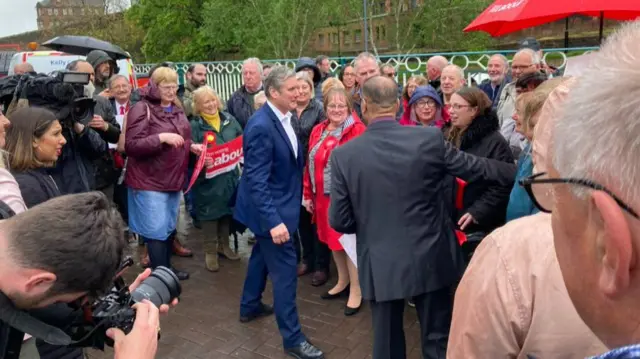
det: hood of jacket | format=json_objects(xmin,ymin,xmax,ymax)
[
  {"xmin": 86, "ymin": 50, "xmax": 115, "ymax": 71},
  {"xmin": 460, "ymin": 109, "xmax": 500, "ymax": 151},
  {"xmin": 295, "ymin": 57, "xmax": 321, "ymax": 84},
  {"xmin": 408, "ymin": 85, "xmax": 443, "ymax": 107}
]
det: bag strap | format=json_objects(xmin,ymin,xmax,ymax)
[{"xmin": 117, "ymin": 103, "xmax": 151, "ymax": 185}]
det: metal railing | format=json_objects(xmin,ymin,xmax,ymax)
[{"xmin": 134, "ymin": 47, "xmax": 598, "ymax": 102}]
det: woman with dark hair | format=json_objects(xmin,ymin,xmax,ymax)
[
  {"xmin": 448, "ymin": 87, "xmax": 514, "ymax": 262},
  {"xmin": 5, "ymin": 107, "xmax": 83, "ymax": 359},
  {"xmin": 338, "ymin": 64, "xmax": 356, "ymax": 93},
  {"xmin": 5, "ymin": 107, "xmax": 67, "ymax": 208}
]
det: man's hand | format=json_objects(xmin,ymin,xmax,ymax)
[
  {"xmin": 205, "ymin": 156, "xmax": 213, "ymax": 168},
  {"xmin": 159, "ymin": 133, "xmax": 184, "ymax": 148},
  {"xmin": 107, "ymin": 300, "xmax": 159, "ymax": 359},
  {"xmin": 98, "ymin": 89, "xmax": 112, "ymax": 98},
  {"xmin": 73, "ymin": 122, "xmax": 85, "ymax": 134},
  {"xmin": 129, "ymin": 268, "xmax": 178, "ymax": 314},
  {"xmin": 458, "ymin": 213, "xmax": 477, "ymax": 231},
  {"xmin": 270, "ymin": 223, "xmax": 290, "ymax": 245},
  {"xmin": 88, "ymin": 115, "xmax": 109, "ymax": 132},
  {"xmin": 302, "ymin": 199, "xmax": 313, "ymax": 214}
]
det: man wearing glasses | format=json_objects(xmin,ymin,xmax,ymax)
[
  {"xmin": 380, "ymin": 64, "xmax": 402, "ymax": 100},
  {"xmin": 525, "ymin": 22, "xmax": 640, "ymax": 358},
  {"xmin": 496, "ymin": 49, "xmax": 543, "ymax": 157}
]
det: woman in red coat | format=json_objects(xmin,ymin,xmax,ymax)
[{"xmin": 303, "ymin": 87, "xmax": 366, "ymax": 316}]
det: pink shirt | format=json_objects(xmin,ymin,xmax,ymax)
[{"xmin": 0, "ymin": 168, "xmax": 26, "ymax": 214}]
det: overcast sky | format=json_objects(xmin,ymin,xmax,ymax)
[
  {"xmin": 0, "ymin": 0, "xmax": 40, "ymax": 38},
  {"xmin": 0, "ymin": 0, "xmax": 132, "ymax": 38}
]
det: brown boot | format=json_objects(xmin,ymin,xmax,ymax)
[
  {"xmin": 205, "ymin": 253, "xmax": 219, "ymax": 272},
  {"xmin": 218, "ymin": 238, "xmax": 240, "ymax": 261},
  {"xmin": 139, "ymin": 245, "xmax": 150, "ymax": 268},
  {"xmin": 204, "ymin": 240, "xmax": 219, "ymax": 272},
  {"xmin": 172, "ymin": 239, "xmax": 193, "ymax": 257}
]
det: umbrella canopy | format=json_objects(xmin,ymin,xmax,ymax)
[
  {"xmin": 42, "ymin": 36, "xmax": 130, "ymax": 60},
  {"xmin": 464, "ymin": 0, "xmax": 640, "ymax": 36}
]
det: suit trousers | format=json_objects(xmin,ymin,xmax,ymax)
[
  {"xmin": 296, "ymin": 206, "xmax": 331, "ymax": 272},
  {"xmin": 370, "ymin": 287, "xmax": 452, "ymax": 359},
  {"xmin": 240, "ymin": 236, "xmax": 305, "ymax": 349}
]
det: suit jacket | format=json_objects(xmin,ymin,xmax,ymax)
[
  {"xmin": 329, "ymin": 119, "xmax": 516, "ymax": 302},
  {"xmin": 234, "ymin": 105, "xmax": 305, "ymax": 238}
]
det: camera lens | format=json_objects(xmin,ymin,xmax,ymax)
[{"xmin": 130, "ymin": 266, "xmax": 181, "ymax": 308}]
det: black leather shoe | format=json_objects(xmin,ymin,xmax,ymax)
[
  {"xmin": 344, "ymin": 302, "xmax": 361, "ymax": 316},
  {"xmin": 171, "ymin": 268, "xmax": 190, "ymax": 281},
  {"xmin": 285, "ymin": 340, "xmax": 324, "ymax": 359},
  {"xmin": 320, "ymin": 285, "xmax": 349, "ymax": 300},
  {"xmin": 239, "ymin": 303, "xmax": 274, "ymax": 323}
]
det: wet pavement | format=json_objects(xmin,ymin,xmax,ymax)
[{"xmin": 87, "ymin": 229, "xmax": 422, "ymax": 359}]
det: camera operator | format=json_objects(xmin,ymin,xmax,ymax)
[
  {"xmin": 65, "ymin": 60, "xmax": 122, "ymax": 197},
  {"xmin": 0, "ymin": 192, "xmax": 173, "ymax": 359}
]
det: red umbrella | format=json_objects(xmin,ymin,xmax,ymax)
[{"xmin": 464, "ymin": 0, "xmax": 640, "ymax": 40}]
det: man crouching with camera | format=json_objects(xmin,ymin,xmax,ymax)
[{"xmin": 0, "ymin": 192, "xmax": 176, "ymax": 359}]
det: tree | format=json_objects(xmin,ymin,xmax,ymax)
[
  {"xmin": 127, "ymin": 0, "xmax": 207, "ymax": 62},
  {"xmin": 199, "ymin": 0, "xmax": 335, "ymax": 59}
]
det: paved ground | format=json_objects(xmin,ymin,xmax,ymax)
[{"xmin": 87, "ymin": 229, "xmax": 422, "ymax": 359}]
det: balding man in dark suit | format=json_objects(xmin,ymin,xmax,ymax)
[{"xmin": 328, "ymin": 76, "xmax": 516, "ymax": 359}]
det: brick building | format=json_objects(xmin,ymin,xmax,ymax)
[{"xmin": 36, "ymin": 0, "xmax": 106, "ymax": 30}]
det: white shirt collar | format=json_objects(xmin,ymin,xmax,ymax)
[{"xmin": 266, "ymin": 100, "xmax": 291, "ymax": 123}]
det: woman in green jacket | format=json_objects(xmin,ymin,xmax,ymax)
[{"xmin": 191, "ymin": 86, "xmax": 243, "ymax": 272}]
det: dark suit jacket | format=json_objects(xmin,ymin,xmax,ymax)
[
  {"xmin": 233, "ymin": 105, "xmax": 305, "ymax": 238},
  {"xmin": 329, "ymin": 119, "xmax": 516, "ymax": 302}
]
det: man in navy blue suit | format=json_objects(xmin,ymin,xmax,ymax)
[{"xmin": 234, "ymin": 66, "xmax": 324, "ymax": 359}]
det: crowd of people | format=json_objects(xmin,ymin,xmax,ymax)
[{"xmin": 1, "ymin": 19, "xmax": 640, "ymax": 359}]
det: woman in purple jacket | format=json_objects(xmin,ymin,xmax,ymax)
[{"xmin": 125, "ymin": 67, "xmax": 203, "ymax": 280}]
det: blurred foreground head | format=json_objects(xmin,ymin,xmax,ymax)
[
  {"xmin": 548, "ymin": 20, "xmax": 640, "ymax": 349},
  {"xmin": 0, "ymin": 192, "xmax": 125, "ymax": 309}
]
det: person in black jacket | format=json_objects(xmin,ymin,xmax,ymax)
[
  {"xmin": 4, "ymin": 107, "xmax": 87, "ymax": 359},
  {"xmin": 0, "ymin": 192, "xmax": 165, "ymax": 359},
  {"xmin": 5, "ymin": 107, "xmax": 65, "ymax": 208},
  {"xmin": 328, "ymin": 76, "xmax": 516, "ymax": 359},
  {"xmin": 447, "ymin": 87, "xmax": 515, "ymax": 262}
]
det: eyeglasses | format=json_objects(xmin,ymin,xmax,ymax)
[
  {"xmin": 416, "ymin": 100, "xmax": 437, "ymax": 109},
  {"xmin": 159, "ymin": 85, "xmax": 178, "ymax": 91},
  {"xmin": 519, "ymin": 172, "xmax": 639, "ymax": 219},
  {"xmin": 327, "ymin": 104, "xmax": 348, "ymax": 110},
  {"xmin": 449, "ymin": 104, "xmax": 471, "ymax": 111}
]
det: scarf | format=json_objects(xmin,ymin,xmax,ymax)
[{"xmin": 202, "ymin": 112, "xmax": 221, "ymax": 132}]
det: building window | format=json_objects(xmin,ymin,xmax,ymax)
[
  {"xmin": 80, "ymin": 8, "xmax": 85, "ymax": 15},
  {"xmin": 343, "ymin": 31, "xmax": 350, "ymax": 44},
  {"xmin": 375, "ymin": 26, "xmax": 380, "ymax": 41},
  {"xmin": 62, "ymin": 8, "xmax": 67, "ymax": 15},
  {"xmin": 38, "ymin": 21, "xmax": 44, "ymax": 28},
  {"xmin": 47, "ymin": 8, "xmax": 53, "ymax": 15},
  {"xmin": 332, "ymin": 32, "xmax": 338, "ymax": 44},
  {"xmin": 68, "ymin": 8, "xmax": 73, "ymax": 15},
  {"xmin": 53, "ymin": 8, "xmax": 58, "ymax": 15},
  {"xmin": 355, "ymin": 29, "xmax": 362, "ymax": 43},
  {"xmin": 318, "ymin": 34, "xmax": 324, "ymax": 45},
  {"xmin": 381, "ymin": 25, "xmax": 387, "ymax": 39}
]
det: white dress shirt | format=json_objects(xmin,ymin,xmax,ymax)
[
  {"xmin": 267, "ymin": 100, "xmax": 298, "ymax": 158},
  {"xmin": 110, "ymin": 101, "xmax": 128, "ymax": 149}
]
